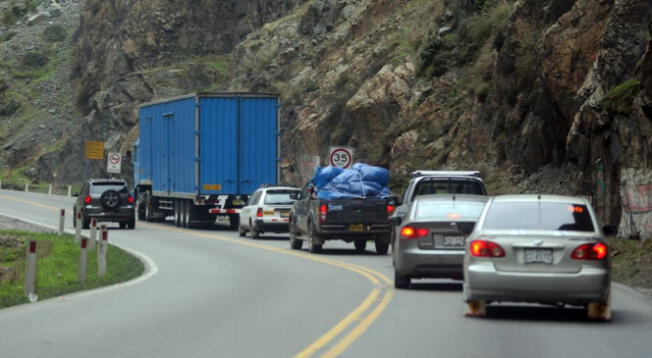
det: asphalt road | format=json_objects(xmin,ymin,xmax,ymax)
[{"xmin": 1, "ymin": 189, "xmax": 651, "ymax": 358}]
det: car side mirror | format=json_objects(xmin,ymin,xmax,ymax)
[
  {"xmin": 602, "ymin": 225, "xmax": 618, "ymax": 237},
  {"xmin": 390, "ymin": 216, "xmax": 402, "ymax": 226}
]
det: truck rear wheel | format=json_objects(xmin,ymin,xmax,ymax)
[
  {"xmin": 374, "ymin": 238, "xmax": 389, "ymax": 255},
  {"xmin": 174, "ymin": 200, "xmax": 181, "ymax": 227},
  {"xmin": 181, "ymin": 200, "xmax": 189, "ymax": 228},
  {"xmin": 354, "ymin": 240, "xmax": 367, "ymax": 253},
  {"xmin": 290, "ymin": 223, "xmax": 303, "ymax": 250},
  {"xmin": 229, "ymin": 214, "xmax": 240, "ymax": 231},
  {"xmin": 308, "ymin": 222, "xmax": 322, "ymax": 253}
]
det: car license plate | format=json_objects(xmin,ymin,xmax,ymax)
[
  {"xmin": 443, "ymin": 236, "xmax": 465, "ymax": 247},
  {"xmin": 524, "ymin": 249, "xmax": 553, "ymax": 264},
  {"xmin": 232, "ymin": 200, "xmax": 242, "ymax": 206},
  {"xmin": 279, "ymin": 210, "xmax": 290, "ymax": 218},
  {"xmin": 349, "ymin": 224, "xmax": 364, "ymax": 232}
]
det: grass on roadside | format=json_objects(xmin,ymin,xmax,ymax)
[
  {"xmin": 0, "ymin": 229, "xmax": 145, "ymax": 308},
  {"xmin": 607, "ymin": 237, "xmax": 652, "ymax": 291}
]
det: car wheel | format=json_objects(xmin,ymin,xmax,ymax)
[
  {"xmin": 127, "ymin": 218, "xmax": 136, "ymax": 230},
  {"xmin": 229, "ymin": 214, "xmax": 240, "ymax": 231},
  {"xmin": 394, "ymin": 269, "xmax": 410, "ymax": 289},
  {"xmin": 250, "ymin": 220, "xmax": 260, "ymax": 239},
  {"xmin": 587, "ymin": 288, "xmax": 612, "ymax": 321},
  {"xmin": 100, "ymin": 190, "xmax": 120, "ymax": 210},
  {"xmin": 464, "ymin": 300, "xmax": 487, "ymax": 318},
  {"xmin": 290, "ymin": 222, "xmax": 303, "ymax": 250},
  {"xmin": 374, "ymin": 241, "xmax": 389, "ymax": 255},
  {"xmin": 119, "ymin": 222, "xmax": 127, "ymax": 229},
  {"xmin": 238, "ymin": 223, "xmax": 247, "ymax": 237},
  {"xmin": 354, "ymin": 240, "xmax": 367, "ymax": 253},
  {"xmin": 82, "ymin": 215, "xmax": 90, "ymax": 230},
  {"xmin": 308, "ymin": 221, "xmax": 322, "ymax": 253}
]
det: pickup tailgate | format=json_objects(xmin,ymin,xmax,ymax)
[{"xmin": 323, "ymin": 199, "xmax": 388, "ymax": 224}]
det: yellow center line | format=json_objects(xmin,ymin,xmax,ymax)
[
  {"xmin": 0, "ymin": 194, "xmax": 394, "ymax": 357},
  {"xmin": 0, "ymin": 194, "xmax": 60, "ymax": 211}
]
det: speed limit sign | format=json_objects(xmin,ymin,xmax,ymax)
[{"xmin": 329, "ymin": 146, "xmax": 355, "ymax": 169}]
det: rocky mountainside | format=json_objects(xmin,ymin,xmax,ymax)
[{"xmin": 2, "ymin": 0, "xmax": 651, "ymax": 228}]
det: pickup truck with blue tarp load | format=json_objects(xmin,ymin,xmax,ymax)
[
  {"xmin": 133, "ymin": 92, "xmax": 280, "ymax": 229},
  {"xmin": 289, "ymin": 163, "xmax": 395, "ymax": 254}
]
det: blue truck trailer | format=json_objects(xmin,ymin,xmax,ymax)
[{"xmin": 133, "ymin": 93, "xmax": 280, "ymax": 229}]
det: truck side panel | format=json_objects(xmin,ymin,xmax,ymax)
[
  {"xmin": 199, "ymin": 97, "xmax": 239, "ymax": 195},
  {"xmin": 239, "ymin": 97, "xmax": 279, "ymax": 194}
]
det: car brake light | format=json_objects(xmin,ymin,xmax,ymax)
[
  {"xmin": 84, "ymin": 195, "xmax": 92, "ymax": 204},
  {"xmin": 127, "ymin": 195, "xmax": 134, "ymax": 204},
  {"xmin": 319, "ymin": 204, "xmax": 328, "ymax": 223},
  {"xmin": 571, "ymin": 242, "xmax": 607, "ymax": 260},
  {"xmin": 256, "ymin": 208, "xmax": 263, "ymax": 218},
  {"xmin": 470, "ymin": 240, "xmax": 505, "ymax": 257},
  {"xmin": 387, "ymin": 205, "xmax": 395, "ymax": 216},
  {"xmin": 399, "ymin": 226, "xmax": 429, "ymax": 240}
]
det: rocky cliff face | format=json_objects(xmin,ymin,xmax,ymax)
[{"xmin": 4, "ymin": 0, "xmax": 652, "ymax": 228}]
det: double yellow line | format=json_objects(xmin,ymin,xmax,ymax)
[
  {"xmin": 145, "ymin": 223, "xmax": 395, "ymax": 357},
  {"xmin": 1, "ymin": 193, "xmax": 395, "ymax": 357}
]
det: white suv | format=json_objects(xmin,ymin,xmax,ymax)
[{"xmin": 239, "ymin": 186, "xmax": 301, "ymax": 238}]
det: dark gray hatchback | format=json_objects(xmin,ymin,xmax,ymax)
[{"xmin": 73, "ymin": 179, "xmax": 136, "ymax": 229}]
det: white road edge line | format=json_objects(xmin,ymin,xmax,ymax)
[{"xmin": 0, "ymin": 212, "xmax": 159, "ymax": 306}]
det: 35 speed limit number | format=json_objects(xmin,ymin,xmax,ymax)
[{"xmin": 329, "ymin": 146, "xmax": 354, "ymax": 169}]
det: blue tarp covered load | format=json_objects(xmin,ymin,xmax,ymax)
[{"xmin": 311, "ymin": 163, "xmax": 390, "ymax": 200}]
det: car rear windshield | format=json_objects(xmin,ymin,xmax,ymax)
[
  {"xmin": 90, "ymin": 183, "xmax": 128, "ymax": 195},
  {"xmin": 483, "ymin": 202, "xmax": 595, "ymax": 232},
  {"xmin": 413, "ymin": 180, "xmax": 485, "ymax": 198},
  {"xmin": 264, "ymin": 190, "xmax": 300, "ymax": 205},
  {"xmin": 414, "ymin": 200, "xmax": 486, "ymax": 220}
]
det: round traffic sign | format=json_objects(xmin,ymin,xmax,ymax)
[
  {"xmin": 329, "ymin": 148, "xmax": 353, "ymax": 168},
  {"xmin": 109, "ymin": 153, "xmax": 121, "ymax": 164}
]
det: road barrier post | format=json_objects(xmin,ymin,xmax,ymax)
[
  {"xmin": 89, "ymin": 218, "xmax": 97, "ymax": 250},
  {"xmin": 48, "ymin": 185, "xmax": 52, "ymax": 195},
  {"xmin": 98, "ymin": 225, "xmax": 108, "ymax": 276},
  {"xmin": 67, "ymin": 185, "xmax": 72, "ymax": 197},
  {"xmin": 24, "ymin": 183, "xmax": 29, "ymax": 193},
  {"xmin": 75, "ymin": 211, "xmax": 82, "ymax": 243},
  {"xmin": 24, "ymin": 240, "xmax": 38, "ymax": 302},
  {"xmin": 59, "ymin": 209, "xmax": 65, "ymax": 236},
  {"xmin": 79, "ymin": 238, "xmax": 88, "ymax": 284},
  {"xmin": 0, "ymin": 179, "xmax": 2, "ymax": 189}
]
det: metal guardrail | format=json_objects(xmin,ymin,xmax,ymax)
[{"xmin": 0, "ymin": 180, "xmax": 75, "ymax": 196}]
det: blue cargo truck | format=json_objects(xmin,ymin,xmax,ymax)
[{"xmin": 133, "ymin": 93, "xmax": 280, "ymax": 229}]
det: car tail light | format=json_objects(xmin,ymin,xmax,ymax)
[
  {"xmin": 319, "ymin": 204, "xmax": 328, "ymax": 223},
  {"xmin": 571, "ymin": 242, "xmax": 608, "ymax": 260},
  {"xmin": 256, "ymin": 208, "xmax": 263, "ymax": 218},
  {"xmin": 387, "ymin": 205, "xmax": 395, "ymax": 217},
  {"xmin": 127, "ymin": 195, "xmax": 134, "ymax": 204},
  {"xmin": 470, "ymin": 240, "xmax": 505, "ymax": 257},
  {"xmin": 399, "ymin": 226, "xmax": 429, "ymax": 240},
  {"xmin": 84, "ymin": 195, "xmax": 92, "ymax": 204}
]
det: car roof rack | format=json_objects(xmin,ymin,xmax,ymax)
[{"xmin": 410, "ymin": 170, "xmax": 482, "ymax": 178}]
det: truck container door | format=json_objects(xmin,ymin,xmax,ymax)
[{"xmin": 239, "ymin": 97, "xmax": 278, "ymax": 194}]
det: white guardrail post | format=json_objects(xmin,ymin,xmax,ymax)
[
  {"xmin": 79, "ymin": 238, "xmax": 88, "ymax": 284},
  {"xmin": 25, "ymin": 240, "xmax": 38, "ymax": 302},
  {"xmin": 67, "ymin": 185, "xmax": 72, "ymax": 197},
  {"xmin": 89, "ymin": 218, "xmax": 97, "ymax": 250},
  {"xmin": 98, "ymin": 225, "xmax": 108, "ymax": 277},
  {"xmin": 59, "ymin": 209, "xmax": 65, "ymax": 236},
  {"xmin": 48, "ymin": 185, "xmax": 52, "ymax": 195},
  {"xmin": 24, "ymin": 183, "xmax": 29, "ymax": 193},
  {"xmin": 75, "ymin": 211, "xmax": 82, "ymax": 243}
]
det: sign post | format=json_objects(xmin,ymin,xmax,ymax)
[
  {"xmin": 107, "ymin": 152, "xmax": 122, "ymax": 175},
  {"xmin": 328, "ymin": 146, "xmax": 355, "ymax": 169}
]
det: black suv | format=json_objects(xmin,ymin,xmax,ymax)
[{"xmin": 73, "ymin": 179, "xmax": 136, "ymax": 229}]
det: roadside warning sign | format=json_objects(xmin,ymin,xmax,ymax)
[
  {"xmin": 328, "ymin": 146, "xmax": 354, "ymax": 169},
  {"xmin": 85, "ymin": 141, "xmax": 104, "ymax": 160},
  {"xmin": 107, "ymin": 152, "xmax": 122, "ymax": 174}
]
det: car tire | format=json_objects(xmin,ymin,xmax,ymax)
[
  {"xmin": 308, "ymin": 221, "xmax": 322, "ymax": 253},
  {"xmin": 100, "ymin": 190, "xmax": 120, "ymax": 210},
  {"xmin": 464, "ymin": 300, "xmax": 487, "ymax": 318},
  {"xmin": 394, "ymin": 269, "xmax": 411, "ymax": 289},
  {"xmin": 354, "ymin": 240, "xmax": 367, "ymax": 253},
  {"xmin": 82, "ymin": 215, "xmax": 90, "ymax": 230},
  {"xmin": 587, "ymin": 288, "xmax": 612, "ymax": 321},
  {"xmin": 229, "ymin": 214, "xmax": 240, "ymax": 231},
  {"xmin": 250, "ymin": 220, "xmax": 260, "ymax": 239},
  {"xmin": 127, "ymin": 218, "xmax": 136, "ymax": 230},
  {"xmin": 290, "ymin": 223, "xmax": 303, "ymax": 250},
  {"xmin": 119, "ymin": 222, "xmax": 127, "ymax": 229},
  {"xmin": 238, "ymin": 224, "xmax": 247, "ymax": 237},
  {"xmin": 374, "ymin": 241, "xmax": 389, "ymax": 255}
]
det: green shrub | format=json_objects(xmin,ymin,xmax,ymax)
[
  {"xmin": 21, "ymin": 51, "xmax": 48, "ymax": 68},
  {"xmin": 42, "ymin": 24, "xmax": 67, "ymax": 42},
  {"xmin": 602, "ymin": 79, "xmax": 641, "ymax": 114}
]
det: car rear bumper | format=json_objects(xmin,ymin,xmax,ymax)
[
  {"xmin": 84, "ymin": 207, "xmax": 134, "ymax": 221},
  {"xmin": 464, "ymin": 262, "xmax": 610, "ymax": 304},
  {"xmin": 254, "ymin": 219, "xmax": 290, "ymax": 233},
  {"xmin": 395, "ymin": 249, "xmax": 465, "ymax": 279},
  {"xmin": 319, "ymin": 223, "xmax": 391, "ymax": 235}
]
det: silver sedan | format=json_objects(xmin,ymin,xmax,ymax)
[
  {"xmin": 392, "ymin": 194, "xmax": 488, "ymax": 289},
  {"xmin": 463, "ymin": 194, "xmax": 616, "ymax": 320}
]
